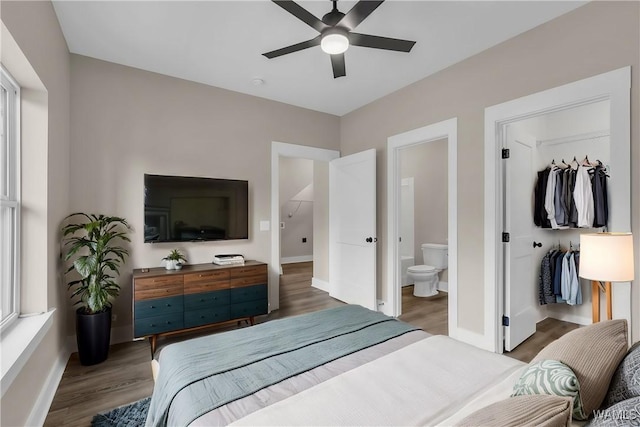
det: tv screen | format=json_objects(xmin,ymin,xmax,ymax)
[{"xmin": 144, "ymin": 174, "xmax": 249, "ymax": 243}]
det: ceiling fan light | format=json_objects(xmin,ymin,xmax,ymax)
[{"xmin": 321, "ymin": 32, "xmax": 349, "ymax": 55}]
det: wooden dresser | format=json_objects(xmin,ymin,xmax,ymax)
[{"xmin": 132, "ymin": 261, "xmax": 268, "ymax": 352}]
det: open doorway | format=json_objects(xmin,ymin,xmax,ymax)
[
  {"xmin": 386, "ymin": 118, "xmax": 459, "ymax": 338},
  {"xmin": 270, "ymin": 142, "xmax": 339, "ymax": 312},
  {"xmin": 396, "ymin": 139, "xmax": 449, "ymax": 335},
  {"xmin": 484, "ymin": 67, "xmax": 631, "ymax": 353},
  {"xmin": 279, "ymin": 158, "xmax": 314, "ymax": 266}
]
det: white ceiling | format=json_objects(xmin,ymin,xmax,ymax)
[{"xmin": 52, "ymin": 1, "xmax": 586, "ymax": 116}]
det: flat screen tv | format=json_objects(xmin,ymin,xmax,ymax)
[{"xmin": 144, "ymin": 174, "xmax": 249, "ymax": 243}]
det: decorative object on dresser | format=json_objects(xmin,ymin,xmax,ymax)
[
  {"xmin": 162, "ymin": 248, "xmax": 187, "ymax": 270},
  {"xmin": 579, "ymin": 232, "xmax": 634, "ymax": 323},
  {"xmin": 212, "ymin": 253, "xmax": 245, "ymax": 266},
  {"xmin": 132, "ymin": 261, "xmax": 268, "ymax": 354},
  {"xmin": 61, "ymin": 213, "xmax": 132, "ymax": 366}
]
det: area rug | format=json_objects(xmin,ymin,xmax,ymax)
[{"xmin": 91, "ymin": 397, "xmax": 151, "ymax": 427}]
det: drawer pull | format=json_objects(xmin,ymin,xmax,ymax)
[
  {"xmin": 150, "ymin": 305, "xmax": 155, "ymax": 309},
  {"xmin": 150, "ymin": 323, "xmax": 155, "ymax": 327},
  {"xmin": 201, "ymin": 315, "xmax": 205, "ymax": 319},
  {"xmin": 200, "ymin": 298, "xmax": 205, "ymax": 302},
  {"xmin": 166, "ymin": 304, "xmax": 171, "ymax": 307},
  {"xmin": 166, "ymin": 321, "xmax": 171, "ymax": 325}
]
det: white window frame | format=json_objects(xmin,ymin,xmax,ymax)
[{"xmin": 1, "ymin": 64, "xmax": 21, "ymax": 330}]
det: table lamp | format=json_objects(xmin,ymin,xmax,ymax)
[{"xmin": 579, "ymin": 232, "xmax": 634, "ymax": 322}]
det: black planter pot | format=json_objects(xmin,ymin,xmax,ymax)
[{"xmin": 76, "ymin": 306, "xmax": 112, "ymax": 366}]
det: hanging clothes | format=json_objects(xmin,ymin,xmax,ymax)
[
  {"xmin": 591, "ymin": 164, "xmax": 609, "ymax": 227},
  {"xmin": 565, "ymin": 166, "xmax": 578, "ymax": 227},
  {"xmin": 567, "ymin": 252, "xmax": 582, "ymax": 306},
  {"xmin": 574, "ymin": 164, "xmax": 595, "ymax": 228},
  {"xmin": 538, "ymin": 251, "xmax": 556, "ymax": 305},
  {"xmin": 544, "ymin": 167, "xmax": 561, "ymax": 229},
  {"xmin": 534, "ymin": 168, "xmax": 552, "ymax": 228},
  {"xmin": 533, "ymin": 159, "xmax": 608, "ymax": 229},
  {"xmin": 554, "ymin": 168, "xmax": 567, "ymax": 227},
  {"xmin": 538, "ymin": 246, "xmax": 582, "ymax": 306}
]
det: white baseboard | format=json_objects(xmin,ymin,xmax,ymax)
[
  {"xmin": 544, "ymin": 313, "xmax": 591, "ymax": 326},
  {"xmin": 26, "ymin": 344, "xmax": 71, "ymax": 426},
  {"xmin": 281, "ymin": 255, "xmax": 313, "ymax": 264},
  {"xmin": 438, "ymin": 281, "xmax": 449, "ymax": 293},
  {"xmin": 311, "ymin": 277, "xmax": 330, "ymax": 293}
]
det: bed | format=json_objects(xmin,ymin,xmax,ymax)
[{"xmin": 145, "ymin": 304, "xmax": 632, "ymax": 427}]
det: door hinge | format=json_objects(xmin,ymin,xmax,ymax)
[
  {"xmin": 502, "ymin": 232, "xmax": 510, "ymax": 243},
  {"xmin": 502, "ymin": 148, "xmax": 510, "ymax": 159},
  {"xmin": 502, "ymin": 315, "xmax": 510, "ymax": 326}
]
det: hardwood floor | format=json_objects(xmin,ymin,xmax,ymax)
[{"xmin": 44, "ymin": 262, "xmax": 576, "ymax": 426}]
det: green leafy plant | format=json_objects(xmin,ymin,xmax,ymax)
[
  {"xmin": 163, "ymin": 249, "xmax": 187, "ymax": 264},
  {"xmin": 61, "ymin": 213, "xmax": 131, "ymax": 314}
]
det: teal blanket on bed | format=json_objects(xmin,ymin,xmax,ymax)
[{"xmin": 145, "ymin": 304, "xmax": 418, "ymax": 427}]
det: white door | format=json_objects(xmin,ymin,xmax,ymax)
[
  {"xmin": 329, "ymin": 149, "xmax": 377, "ymax": 310},
  {"xmin": 504, "ymin": 129, "xmax": 538, "ymax": 351}
]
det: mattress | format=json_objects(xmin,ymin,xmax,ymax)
[{"xmin": 148, "ymin": 306, "xmax": 527, "ymax": 427}]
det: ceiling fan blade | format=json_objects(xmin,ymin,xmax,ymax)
[
  {"xmin": 272, "ymin": 0, "xmax": 329, "ymax": 33},
  {"xmin": 349, "ymin": 32, "xmax": 416, "ymax": 52},
  {"xmin": 330, "ymin": 53, "xmax": 346, "ymax": 78},
  {"xmin": 338, "ymin": 0, "xmax": 385, "ymax": 30},
  {"xmin": 263, "ymin": 36, "xmax": 322, "ymax": 59}
]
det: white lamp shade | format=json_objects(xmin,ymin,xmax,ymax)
[
  {"xmin": 579, "ymin": 232, "xmax": 634, "ymax": 282},
  {"xmin": 321, "ymin": 33, "xmax": 349, "ymax": 55}
]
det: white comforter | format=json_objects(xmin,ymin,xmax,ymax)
[{"xmin": 231, "ymin": 335, "xmax": 525, "ymax": 426}]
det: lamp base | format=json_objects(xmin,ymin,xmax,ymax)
[{"xmin": 592, "ymin": 280, "xmax": 612, "ymax": 323}]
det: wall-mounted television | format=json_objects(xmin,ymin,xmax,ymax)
[{"xmin": 144, "ymin": 174, "xmax": 249, "ymax": 243}]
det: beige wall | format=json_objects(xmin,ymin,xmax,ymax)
[
  {"xmin": 1, "ymin": 1, "xmax": 71, "ymax": 426},
  {"xmin": 340, "ymin": 2, "xmax": 640, "ymax": 338},
  {"xmin": 400, "ymin": 138, "xmax": 448, "ymax": 262},
  {"xmin": 69, "ymin": 55, "xmax": 340, "ymax": 340},
  {"xmin": 279, "ymin": 157, "xmax": 314, "ymax": 259}
]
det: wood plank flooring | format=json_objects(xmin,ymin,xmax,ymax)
[{"xmin": 45, "ymin": 262, "xmax": 576, "ymax": 426}]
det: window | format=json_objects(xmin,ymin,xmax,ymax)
[{"xmin": 1, "ymin": 65, "xmax": 20, "ymax": 329}]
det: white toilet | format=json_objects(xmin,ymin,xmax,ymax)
[{"xmin": 407, "ymin": 243, "xmax": 448, "ymax": 297}]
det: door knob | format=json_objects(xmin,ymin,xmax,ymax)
[
  {"xmin": 366, "ymin": 237, "xmax": 373, "ymax": 243},
  {"xmin": 533, "ymin": 241, "xmax": 542, "ymax": 248}
]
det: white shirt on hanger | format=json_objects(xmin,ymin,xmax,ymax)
[
  {"xmin": 545, "ymin": 168, "xmax": 560, "ymax": 229},
  {"xmin": 573, "ymin": 165, "xmax": 594, "ymax": 228}
]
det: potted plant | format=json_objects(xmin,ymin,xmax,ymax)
[
  {"xmin": 163, "ymin": 248, "xmax": 187, "ymax": 270},
  {"xmin": 61, "ymin": 213, "xmax": 131, "ymax": 366}
]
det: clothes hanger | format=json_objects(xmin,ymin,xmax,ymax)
[
  {"xmin": 570, "ymin": 156, "xmax": 579, "ymax": 169},
  {"xmin": 581, "ymin": 155, "xmax": 597, "ymax": 168}
]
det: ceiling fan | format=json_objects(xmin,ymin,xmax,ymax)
[{"xmin": 263, "ymin": 0, "xmax": 416, "ymax": 78}]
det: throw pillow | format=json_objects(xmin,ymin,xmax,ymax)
[
  {"xmin": 603, "ymin": 341, "xmax": 640, "ymax": 408},
  {"xmin": 586, "ymin": 396, "xmax": 640, "ymax": 427},
  {"xmin": 512, "ymin": 359, "xmax": 586, "ymax": 420},
  {"xmin": 532, "ymin": 319, "xmax": 628, "ymax": 418},
  {"xmin": 455, "ymin": 395, "xmax": 571, "ymax": 427}
]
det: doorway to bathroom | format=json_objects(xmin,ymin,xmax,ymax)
[{"xmin": 386, "ymin": 118, "xmax": 459, "ymax": 338}]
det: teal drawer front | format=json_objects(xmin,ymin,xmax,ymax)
[
  {"xmin": 184, "ymin": 306, "xmax": 230, "ymax": 329},
  {"xmin": 230, "ymin": 284, "xmax": 267, "ymax": 304},
  {"xmin": 134, "ymin": 312, "xmax": 183, "ymax": 337},
  {"xmin": 184, "ymin": 290, "xmax": 230, "ymax": 310},
  {"xmin": 230, "ymin": 299, "xmax": 268, "ymax": 318},
  {"xmin": 135, "ymin": 296, "xmax": 183, "ymax": 318}
]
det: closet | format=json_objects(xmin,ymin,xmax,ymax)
[{"xmin": 503, "ymin": 100, "xmax": 611, "ymax": 351}]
